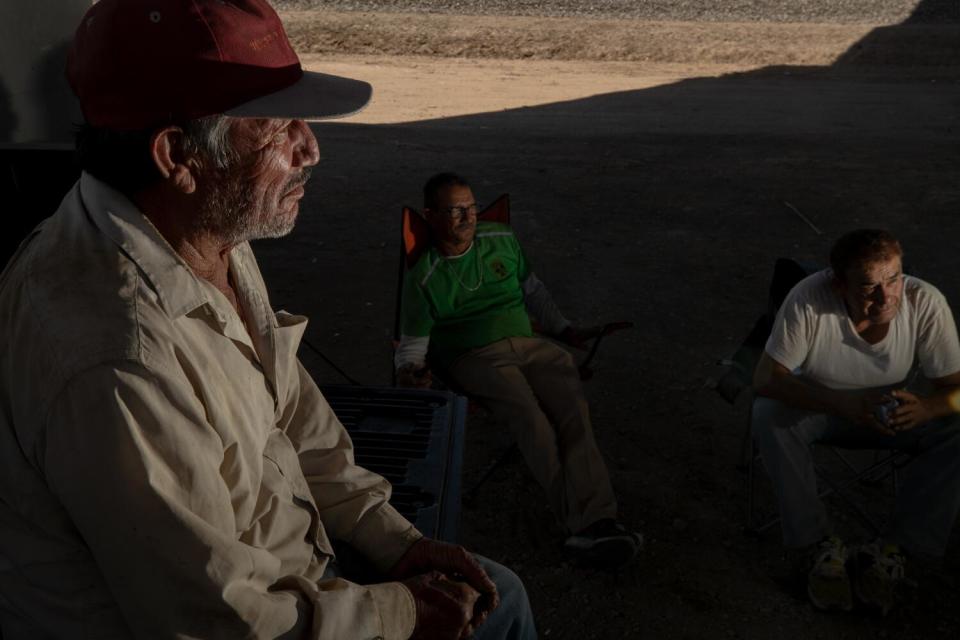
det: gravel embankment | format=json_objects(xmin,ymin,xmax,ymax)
[
  {"xmin": 274, "ymin": 0, "xmax": 959, "ymax": 24},
  {"xmin": 280, "ymin": 9, "xmax": 960, "ymax": 65}
]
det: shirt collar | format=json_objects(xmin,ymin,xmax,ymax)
[{"xmin": 79, "ymin": 171, "xmax": 220, "ymax": 320}]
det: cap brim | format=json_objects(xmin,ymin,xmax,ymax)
[{"xmin": 225, "ymin": 70, "xmax": 372, "ymax": 121}]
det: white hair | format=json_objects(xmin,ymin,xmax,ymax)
[{"xmin": 183, "ymin": 115, "xmax": 237, "ymax": 170}]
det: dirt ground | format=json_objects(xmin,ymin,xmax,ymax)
[{"xmin": 258, "ymin": 9, "xmax": 960, "ymax": 639}]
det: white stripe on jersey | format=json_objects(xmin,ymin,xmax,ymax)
[{"xmin": 420, "ymin": 256, "xmax": 442, "ymax": 287}]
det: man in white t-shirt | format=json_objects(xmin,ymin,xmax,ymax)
[{"xmin": 752, "ymin": 229, "xmax": 960, "ymax": 614}]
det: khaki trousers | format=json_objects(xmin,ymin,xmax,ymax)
[{"xmin": 448, "ymin": 336, "xmax": 617, "ymax": 533}]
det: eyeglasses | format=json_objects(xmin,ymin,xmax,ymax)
[{"xmin": 438, "ymin": 203, "xmax": 480, "ymax": 219}]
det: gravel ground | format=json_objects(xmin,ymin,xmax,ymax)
[
  {"xmin": 275, "ymin": 0, "xmax": 959, "ymax": 24},
  {"xmin": 259, "ymin": 56, "xmax": 960, "ymax": 636},
  {"xmin": 281, "ymin": 11, "xmax": 960, "ymax": 65}
]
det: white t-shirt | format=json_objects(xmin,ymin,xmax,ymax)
[{"xmin": 765, "ymin": 270, "xmax": 960, "ymax": 390}]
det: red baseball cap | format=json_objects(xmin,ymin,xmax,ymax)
[{"xmin": 67, "ymin": 0, "xmax": 372, "ymax": 130}]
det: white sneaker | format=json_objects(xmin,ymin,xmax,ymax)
[
  {"xmin": 564, "ymin": 518, "xmax": 643, "ymax": 569},
  {"xmin": 806, "ymin": 535, "xmax": 853, "ymax": 612},
  {"xmin": 854, "ymin": 541, "xmax": 906, "ymax": 616}
]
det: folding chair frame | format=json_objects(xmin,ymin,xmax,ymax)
[{"xmin": 742, "ymin": 391, "xmax": 915, "ymax": 537}]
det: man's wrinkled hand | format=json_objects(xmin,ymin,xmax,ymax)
[
  {"xmin": 390, "ymin": 538, "xmax": 498, "ymax": 633},
  {"xmin": 403, "ymin": 571, "xmax": 481, "ymax": 640},
  {"xmin": 397, "ymin": 363, "xmax": 433, "ymax": 389},
  {"xmin": 888, "ymin": 389, "xmax": 933, "ymax": 432}
]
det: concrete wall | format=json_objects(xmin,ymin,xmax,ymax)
[{"xmin": 0, "ymin": 1, "xmax": 90, "ymax": 146}]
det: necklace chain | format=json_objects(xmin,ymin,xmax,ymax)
[{"xmin": 443, "ymin": 245, "xmax": 483, "ymax": 292}]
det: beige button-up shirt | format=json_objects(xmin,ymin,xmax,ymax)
[{"xmin": 0, "ymin": 173, "xmax": 420, "ymax": 639}]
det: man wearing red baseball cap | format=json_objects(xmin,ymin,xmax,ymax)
[{"xmin": 0, "ymin": 1, "xmax": 535, "ymax": 639}]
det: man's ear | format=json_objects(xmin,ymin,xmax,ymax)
[{"xmin": 149, "ymin": 126, "xmax": 198, "ymax": 195}]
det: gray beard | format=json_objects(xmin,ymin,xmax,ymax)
[{"xmin": 194, "ymin": 168, "xmax": 312, "ymax": 246}]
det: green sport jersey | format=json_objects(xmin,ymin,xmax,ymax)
[{"xmin": 401, "ymin": 222, "xmax": 533, "ymax": 370}]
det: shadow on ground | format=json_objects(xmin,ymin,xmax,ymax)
[{"xmin": 255, "ymin": 1, "xmax": 960, "ymax": 637}]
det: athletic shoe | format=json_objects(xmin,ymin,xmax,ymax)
[
  {"xmin": 564, "ymin": 518, "xmax": 643, "ymax": 569},
  {"xmin": 806, "ymin": 535, "xmax": 853, "ymax": 612},
  {"xmin": 854, "ymin": 541, "xmax": 906, "ymax": 616}
]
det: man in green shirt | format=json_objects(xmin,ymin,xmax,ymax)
[{"xmin": 396, "ymin": 172, "xmax": 641, "ymax": 569}]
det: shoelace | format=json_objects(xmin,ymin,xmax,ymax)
[{"xmin": 875, "ymin": 552, "xmax": 906, "ymax": 580}]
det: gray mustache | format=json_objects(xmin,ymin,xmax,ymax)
[{"xmin": 286, "ymin": 167, "xmax": 313, "ymax": 191}]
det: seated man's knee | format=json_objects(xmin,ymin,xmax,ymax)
[
  {"xmin": 751, "ymin": 396, "xmax": 812, "ymax": 445},
  {"xmin": 487, "ymin": 559, "xmax": 525, "ymax": 602},
  {"xmin": 752, "ymin": 396, "xmax": 828, "ymax": 453},
  {"xmin": 557, "ymin": 347, "xmax": 576, "ymax": 370},
  {"xmin": 473, "ymin": 556, "xmax": 536, "ymax": 640},
  {"xmin": 533, "ymin": 339, "xmax": 576, "ymax": 371},
  {"xmin": 751, "ymin": 396, "xmax": 783, "ymax": 440}
]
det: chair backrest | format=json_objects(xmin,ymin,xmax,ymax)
[
  {"xmin": 393, "ymin": 194, "xmax": 511, "ymax": 347},
  {"xmin": 715, "ymin": 258, "xmax": 817, "ymax": 404},
  {"xmin": 400, "ymin": 194, "xmax": 510, "ymax": 269}
]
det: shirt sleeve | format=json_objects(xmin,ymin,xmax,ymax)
[
  {"xmin": 914, "ymin": 284, "xmax": 960, "ymax": 379},
  {"xmin": 522, "ymin": 272, "xmax": 570, "ymax": 336},
  {"xmin": 395, "ymin": 335, "xmax": 431, "ymax": 370},
  {"xmin": 515, "ymin": 236, "xmax": 530, "ymax": 283},
  {"xmin": 400, "ymin": 268, "xmax": 436, "ymax": 339},
  {"xmin": 43, "ymin": 361, "xmax": 414, "ymax": 640},
  {"xmin": 764, "ymin": 283, "xmax": 815, "ymax": 372},
  {"xmin": 279, "ymin": 360, "xmax": 424, "ymax": 573}
]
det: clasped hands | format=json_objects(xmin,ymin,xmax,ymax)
[
  {"xmin": 389, "ymin": 538, "xmax": 499, "ymax": 640},
  {"xmin": 842, "ymin": 389, "xmax": 935, "ymax": 436}
]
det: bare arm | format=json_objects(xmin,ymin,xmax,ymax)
[
  {"xmin": 753, "ymin": 352, "xmax": 892, "ymax": 434},
  {"xmin": 889, "ymin": 371, "xmax": 960, "ymax": 431}
]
